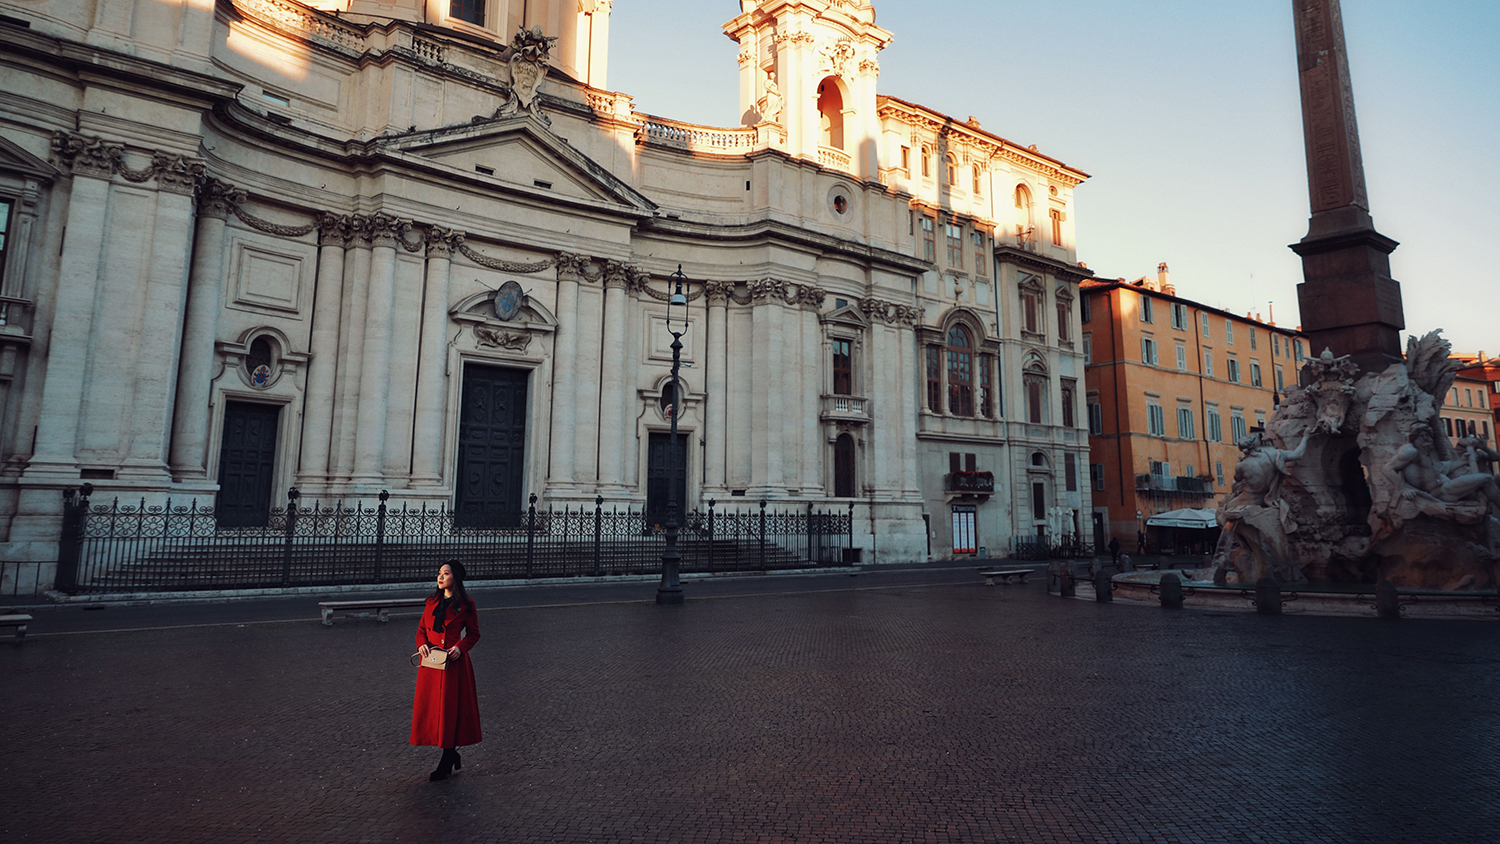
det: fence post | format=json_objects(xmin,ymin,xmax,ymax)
[
  {"xmin": 55, "ymin": 483, "xmax": 93, "ymax": 594},
  {"xmin": 848, "ymin": 501, "xmax": 855, "ymax": 564},
  {"xmin": 758, "ymin": 499, "xmax": 767, "ymax": 571},
  {"xmin": 592, "ymin": 496, "xmax": 603, "ymax": 577},
  {"xmin": 805, "ymin": 502, "xmax": 814, "ymax": 565},
  {"xmin": 374, "ymin": 490, "xmax": 389, "ymax": 583},
  {"xmin": 281, "ymin": 488, "xmax": 300, "ymax": 587},
  {"xmin": 526, "ymin": 493, "xmax": 537, "ymax": 579},
  {"xmin": 707, "ymin": 499, "xmax": 716, "ymax": 573}
]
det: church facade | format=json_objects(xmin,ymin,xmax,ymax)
[{"xmin": 0, "ymin": 0, "xmax": 1091, "ymax": 583}]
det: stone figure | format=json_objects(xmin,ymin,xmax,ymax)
[
  {"xmin": 1214, "ymin": 431, "xmax": 1311, "ymax": 583},
  {"xmin": 496, "ymin": 26, "xmax": 558, "ymax": 123},
  {"xmin": 1380, "ymin": 426, "xmax": 1498, "ymax": 523},
  {"xmin": 756, "ymin": 72, "xmax": 784, "ymax": 124},
  {"xmin": 1306, "ymin": 347, "xmax": 1361, "ymax": 435}
]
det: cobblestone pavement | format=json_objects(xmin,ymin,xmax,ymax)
[{"xmin": 3, "ymin": 569, "xmax": 1499, "ymax": 843}]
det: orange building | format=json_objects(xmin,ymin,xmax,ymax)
[
  {"xmin": 1080, "ymin": 265, "xmax": 1306, "ymax": 553},
  {"xmin": 1442, "ymin": 359, "xmax": 1494, "ymax": 457}
]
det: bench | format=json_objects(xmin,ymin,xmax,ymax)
[
  {"xmin": 319, "ymin": 599, "xmax": 428, "ymax": 627},
  {"xmin": 980, "ymin": 569, "xmax": 1033, "ymax": 586},
  {"xmin": 0, "ymin": 613, "xmax": 32, "ymax": 642}
]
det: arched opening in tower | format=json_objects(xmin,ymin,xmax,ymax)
[{"xmin": 817, "ymin": 77, "xmax": 845, "ymax": 150}]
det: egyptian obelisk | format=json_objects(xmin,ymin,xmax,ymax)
[{"xmin": 1290, "ymin": 0, "xmax": 1405, "ymax": 373}]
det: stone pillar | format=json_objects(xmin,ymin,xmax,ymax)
[
  {"xmin": 800, "ymin": 290, "xmax": 824, "ymax": 496},
  {"xmin": 296, "ymin": 213, "xmax": 349, "ymax": 484},
  {"xmin": 547, "ymin": 254, "xmax": 584, "ymax": 492},
  {"xmin": 748, "ymin": 280, "xmax": 783, "ymax": 497},
  {"xmin": 332, "ymin": 222, "xmax": 373, "ymax": 481},
  {"xmin": 168, "ymin": 178, "xmax": 240, "ymax": 480},
  {"xmin": 572, "ymin": 264, "xmax": 604, "ymax": 492},
  {"xmin": 897, "ymin": 313, "xmax": 921, "ymax": 499},
  {"xmin": 410, "ymin": 228, "xmax": 458, "ymax": 486},
  {"xmin": 121, "ymin": 158, "xmax": 200, "ymax": 481},
  {"xmin": 351, "ymin": 214, "xmax": 406, "ymax": 486},
  {"xmin": 26, "ymin": 136, "xmax": 119, "ymax": 477},
  {"xmin": 596, "ymin": 263, "xmax": 632, "ymax": 494},
  {"xmin": 702, "ymin": 281, "xmax": 730, "ymax": 496}
]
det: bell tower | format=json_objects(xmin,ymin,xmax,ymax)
[{"xmin": 723, "ymin": 0, "xmax": 892, "ymax": 180}]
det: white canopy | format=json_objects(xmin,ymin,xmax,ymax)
[{"xmin": 1146, "ymin": 508, "xmax": 1220, "ymax": 529}]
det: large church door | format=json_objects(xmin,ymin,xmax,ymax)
[
  {"xmin": 454, "ymin": 364, "xmax": 529, "ymax": 528},
  {"xmin": 216, "ymin": 401, "xmax": 281, "ymax": 527},
  {"xmin": 645, "ymin": 432, "xmax": 688, "ymax": 531}
]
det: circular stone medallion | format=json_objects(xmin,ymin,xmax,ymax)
[{"xmin": 495, "ymin": 280, "xmax": 525, "ymax": 322}]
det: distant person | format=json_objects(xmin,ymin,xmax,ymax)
[
  {"xmin": 1108, "ymin": 537, "xmax": 1121, "ymax": 566},
  {"xmin": 412, "ymin": 560, "xmax": 482, "ymax": 782},
  {"xmin": 1136, "ymin": 530, "xmax": 1146, "ymax": 554}
]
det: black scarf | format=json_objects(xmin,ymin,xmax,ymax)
[{"xmin": 431, "ymin": 595, "xmax": 457, "ymax": 632}]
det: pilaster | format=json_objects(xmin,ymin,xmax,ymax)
[
  {"xmin": 296, "ymin": 213, "xmax": 351, "ymax": 486},
  {"xmin": 410, "ymin": 227, "xmax": 460, "ymax": 486}
]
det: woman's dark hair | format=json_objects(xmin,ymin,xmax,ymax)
[{"xmin": 431, "ymin": 559, "xmax": 472, "ymax": 608}]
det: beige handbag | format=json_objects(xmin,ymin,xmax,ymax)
[{"xmin": 411, "ymin": 649, "xmax": 448, "ymax": 670}]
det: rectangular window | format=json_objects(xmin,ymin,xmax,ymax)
[
  {"xmin": 1273, "ymin": 334, "xmax": 1281, "ymax": 357},
  {"xmin": 1023, "ymin": 291, "xmax": 1041, "ymax": 334},
  {"xmin": 1082, "ymin": 334, "xmax": 1092, "ymax": 365},
  {"xmin": 1175, "ymin": 344, "xmax": 1186, "ymax": 371},
  {"xmin": 1443, "ymin": 417, "xmax": 1454, "ymax": 436},
  {"xmin": 1056, "ymin": 301, "xmax": 1071, "ymax": 343},
  {"xmin": 1172, "ymin": 302, "xmax": 1188, "ymax": 330},
  {"xmin": 1148, "ymin": 402, "xmax": 1166, "ymax": 437},
  {"xmin": 1065, "ymin": 453, "xmax": 1078, "ymax": 492},
  {"xmin": 1050, "ymin": 209, "xmax": 1063, "ymax": 245},
  {"xmin": 1142, "ymin": 337, "xmax": 1158, "ymax": 365},
  {"xmin": 1467, "ymin": 388, "xmax": 1474, "ymax": 407},
  {"xmin": 952, "ymin": 505, "xmax": 977, "ymax": 554},
  {"xmin": 1275, "ymin": 367, "xmax": 1285, "ymax": 391},
  {"xmin": 1293, "ymin": 338, "xmax": 1305, "ymax": 361},
  {"xmin": 1201, "ymin": 312, "xmax": 1210, "ymax": 338},
  {"xmin": 946, "ymin": 222, "xmax": 964, "ymax": 267},
  {"xmin": 925, "ymin": 346, "xmax": 942, "ymax": 412},
  {"xmin": 0, "ymin": 198, "xmax": 11, "ymax": 293},
  {"xmin": 1204, "ymin": 351, "xmax": 1214, "ymax": 378},
  {"xmin": 1251, "ymin": 362, "xmax": 1262, "ymax": 387},
  {"xmin": 449, "ymin": 0, "xmax": 484, "ymax": 25},
  {"xmin": 832, "ymin": 338, "xmax": 853, "ymax": 395},
  {"xmin": 1088, "ymin": 402, "xmax": 1103, "ymax": 435},
  {"xmin": 979, "ymin": 354, "xmax": 993, "ymax": 418},
  {"xmin": 901, "ymin": 146, "xmax": 910, "ymax": 174},
  {"xmin": 1255, "ymin": 410, "xmax": 1267, "ymax": 429},
  {"xmin": 1140, "ymin": 295, "xmax": 1154, "ymax": 323},
  {"xmin": 1227, "ymin": 358, "xmax": 1241, "ymax": 383},
  {"xmin": 973, "ymin": 231, "xmax": 987, "ymax": 275},
  {"xmin": 1061, "ymin": 382, "xmax": 1076, "ymax": 428},
  {"xmin": 1031, "ymin": 483, "xmax": 1046, "ymax": 525},
  {"xmin": 948, "ymin": 345, "xmax": 973, "ymax": 417},
  {"xmin": 1207, "ymin": 408, "xmax": 1222, "ymax": 442},
  {"xmin": 1080, "ymin": 293, "xmax": 1092, "ymax": 323},
  {"xmin": 1027, "ymin": 380, "xmax": 1044, "ymax": 424},
  {"xmin": 1231, "ymin": 412, "xmax": 1247, "ymax": 443},
  {"xmin": 1177, "ymin": 406, "xmax": 1195, "ymax": 439},
  {"xmin": 1225, "ymin": 319, "xmax": 1235, "ymax": 345},
  {"xmin": 921, "ymin": 216, "xmax": 936, "ymax": 263},
  {"xmin": 1090, "ymin": 463, "xmax": 1105, "ymax": 492},
  {"xmin": 1249, "ymin": 329, "xmax": 1257, "ymax": 350},
  {"xmin": 1216, "ymin": 461, "xmax": 1225, "ymax": 486}
]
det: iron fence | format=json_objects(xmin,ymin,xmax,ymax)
[
  {"xmin": 54, "ymin": 488, "xmax": 854, "ymax": 594},
  {"xmin": 1011, "ymin": 534, "xmax": 1095, "ymax": 561}
]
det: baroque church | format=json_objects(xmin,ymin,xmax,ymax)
[{"xmin": 0, "ymin": 0, "xmax": 1093, "ymax": 581}]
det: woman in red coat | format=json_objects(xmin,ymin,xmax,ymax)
[{"xmin": 411, "ymin": 559, "xmax": 482, "ymax": 781}]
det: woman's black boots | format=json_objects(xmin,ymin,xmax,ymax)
[{"xmin": 429, "ymin": 748, "xmax": 459, "ymax": 781}]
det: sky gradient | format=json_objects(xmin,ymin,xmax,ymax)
[{"xmin": 609, "ymin": 1, "xmax": 1498, "ymax": 356}]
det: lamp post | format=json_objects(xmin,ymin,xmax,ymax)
[{"xmin": 657, "ymin": 266, "xmax": 689, "ymax": 605}]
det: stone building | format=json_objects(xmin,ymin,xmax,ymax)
[
  {"xmin": 1081, "ymin": 267, "xmax": 1306, "ymax": 553},
  {"xmin": 0, "ymin": 0, "xmax": 1090, "ymax": 583}
]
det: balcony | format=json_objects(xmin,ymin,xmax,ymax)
[
  {"xmin": 946, "ymin": 471, "xmax": 995, "ymax": 495},
  {"xmin": 821, "ymin": 394, "xmax": 869, "ymax": 423},
  {"xmin": 1134, "ymin": 474, "xmax": 1215, "ymax": 497},
  {"xmin": 818, "ymin": 146, "xmax": 852, "ymax": 172}
]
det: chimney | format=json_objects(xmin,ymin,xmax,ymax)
[{"xmin": 1157, "ymin": 262, "xmax": 1174, "ymax": 295}]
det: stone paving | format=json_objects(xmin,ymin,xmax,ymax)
[{"xmin": 3, "ymin": 566, "xmax": 1499, "ymax": 843}]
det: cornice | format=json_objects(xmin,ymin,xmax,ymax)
[
  {"xmin": 640, "ymin": 216, "xmax": 930, "ymax": 276},
  {"xmin": 994, "ymin": 245, "xmax": 1093, "ymax": 281}
]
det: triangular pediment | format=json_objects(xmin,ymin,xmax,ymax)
[
  {"xmin": 821, "ymin": 302, "xmax": 869, "ymax": 330},
  {"xmin": 381, "ymin": 116, "xmax": 656, "ymax": 215},
  {"xmin": 0, "ymin": 134, "xmax": 61, "ymax": 181}
]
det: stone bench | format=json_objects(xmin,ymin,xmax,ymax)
[
  {"xmin": 319, "ymin": 599, "xmax": 428, "ymax": 627},
  {"xmin": 980, "ymin": 569, "xmax": 1033, "ymax": 586},
  {"xmin": 0, "ymin": 613, "xmax": 32, "ymax": 642}
]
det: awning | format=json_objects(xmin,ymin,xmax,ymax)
[{"xmin": 1146, "ymin": 508, "xmax": 1219, "ymax": 529}]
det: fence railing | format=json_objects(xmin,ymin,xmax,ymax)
[
  {"xmin": 53, "ymin": 488, "xmax": 855, "ymax": 595},
  {"xmin": 1011, "ymin": 534, "xmax": 1095, "ymax": 561}
]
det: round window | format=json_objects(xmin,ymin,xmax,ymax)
[{"xmin": 827, "ymin": 185, "xmax": 854, "ymax": 219}]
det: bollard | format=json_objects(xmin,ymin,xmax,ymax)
[
  {"xmin": 1159, "ymin": 572, "xmax": 1184, "ymax": 609},
  {"xmin": 1119, "ymin": 553, "xmax": 1133, "ymax": 573},
  {"xmin": 1059, "ymin": 567, "xmax": 1076, "ymax": 598},
  {"xmin": 1376, "ymin": 580, "xmax": 1401, "ymax": 620},
  {"xmin": 1046, "ymin": 560, "xmax": 1062, "ymax": 594},
  {"xmin": 1094, "ymin": 570, "xmax": 1113, "ymax": 603},
  {"xmin": 1255, "ymin": 577, "xmax": 1282, "ymax": 616}
]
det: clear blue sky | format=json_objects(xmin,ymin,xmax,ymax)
[{"xmin": 609, "ymin": 1, "xmax": 1499, "ymax": 356}]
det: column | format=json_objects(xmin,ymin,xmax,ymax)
[
  {"xmin": 572, "ymin": 267, "xmax": 604, "ymax": 492},
  {"xmin": 167, "ymin": 179, "xmax": 236, "ymax": 479},
  {"xmin": 800, "ymin": 297, "xmax": 823, "ymax": 495},
  {"xmin": 410, "ymin": 228, "xmax": 457, "ymax": 485},
  {"xmin": 748, "ymin": 280, "xmax": 783, "ymax": 497},
  {"xmin": 547, "ymin": 254, "xmax": 583, "ymax": 491},
  {"xmin": 595, "ymin": 263, "xmax": 631, "ymax": 494},
  {"xmin": 332, "ymin": 224, "xmax": 373, "ymax": 481},
  {"xmin": 122, "ymin": 161, "xmax": 199, "ymax": 480},
  {"xmin": 296, "ymin": 213, "xmax": 349, "ymax": 484},
  {"xmin": 702, "ymin": 281, "xmax": 729, "ymax": 495},
  {"xmin": 350, "ymin": 214, "xmax": 403, "ymax": 486},
  {"xmin": 897, "ymin": 315, "xmax": 921, "ymax": 498}
]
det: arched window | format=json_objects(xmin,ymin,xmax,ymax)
[
  {"xmin": 245, "ymin": 336, "xmax": 274, "ymax": 387},
  {"xmin": 946, "ymin": 325, "xmax": 974, "ymax": 416},
  {"xmin": 659, "ymin": 381, "xmax": 679, "ymax": 419},
  {"xmin": 1014, "ymin": 184, "xmax": 1034, "ymax": 247},
  {"xmin": 834, "ymin": 433, "xmax": 856, "ymax": 498},
  {"xmin": 921, "ymin": 144, "xmax": 932, "ymax": 178},
  {"xmin": 945, "ymin": 154, "xmax": 957, "ymax": 186},
  {"xmin": 817, "ymin": 78, "xmax": 845, "ymax": 150},
  {"xmin": 972, "ymin": 164, "xmax": 983, "ymax": 195}
]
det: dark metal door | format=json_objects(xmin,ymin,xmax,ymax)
[
  {"xmin": 454, "ymin": 364, "xmax": 528, "ymax": 528},
  {"xmin": 216, "ymin": 401, "xmax": 280, "ymax": 527},
  {"xmin": 645, "ymin": 432, "xmax": 687, "ymax": 531}
]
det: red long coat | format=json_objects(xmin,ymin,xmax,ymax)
[{"xmin": 409, "ymin": 595, "xmax": 482, "ymax": 748}]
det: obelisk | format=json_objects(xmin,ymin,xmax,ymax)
[{"xmin": 1289, "ymin": 0, "xmax": 1405, "ymax": 373}]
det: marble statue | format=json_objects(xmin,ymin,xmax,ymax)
[
  {"xmin": 756, "ymin": 72, "xmax": 784, "ymax": 124},
  {"xmin": 1213, "ymin": 431, "xmax": 1310, "ymax": 583}
]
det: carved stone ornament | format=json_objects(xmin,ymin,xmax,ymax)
[
  {"xmin": 200, "ymin": 178, "xmax": 249, "ymax": 220},
  {"xmin": 50, "ymin": 131, "xmax": 122, "ymax": 179},
  {"xmin": 152, "ymin": 153, "xmax": 205, "ymax": 195},
  {"xmin": 603, "ymin": 261, "xmax": 632, "ymax": 289},
  {"xmin": 703, "ymin": 281, "xmax": 735, "ymax": 304},
  {"xmin": 494, "ymin": 280, "xmax": 525, "ymax": 322},
  {"xmin": 425, "ymin": 226, "xmax": 463, "ymax": 257},
  {"xmin": 859, "ymin": 297, "xmax": 920, "ymax": 326},
  {"xmin": 495, "ymin": 26, "xmax": 558, "ymax": 124},
  {"xmin": 819, "ymin": 38, "xmax": 857, "ymax": 77},
  {"xmin": 474, "ymin": 324, "xmax": 532, "ymax": 352}
]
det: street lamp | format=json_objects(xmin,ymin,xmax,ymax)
[{"xmin": 657, "ymin": 265, "xmax": 689, "ymax": 605}]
